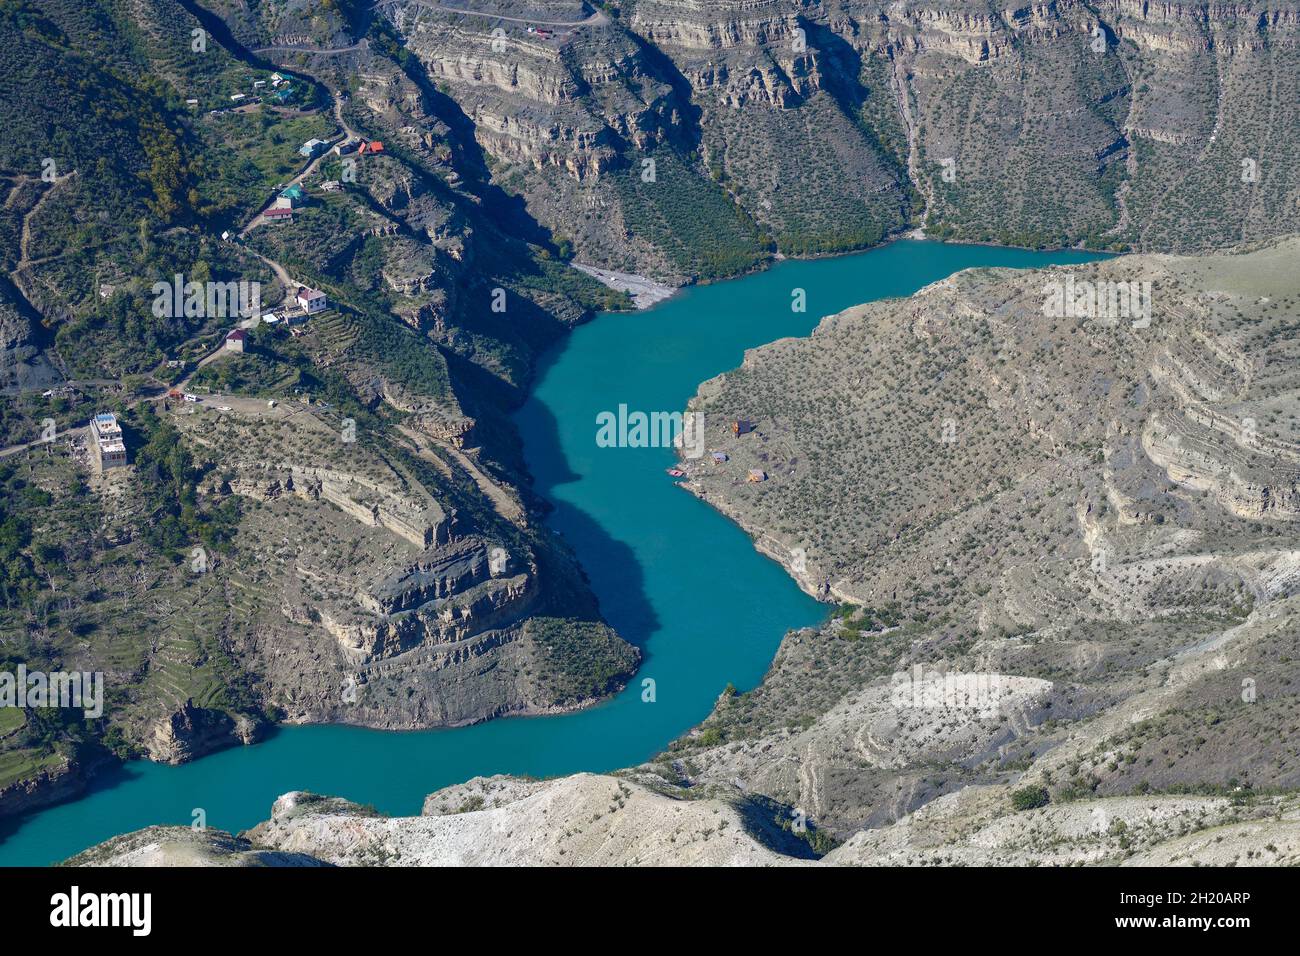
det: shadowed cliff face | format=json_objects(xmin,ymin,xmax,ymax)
[
  {"xmin": 383, "ymin": 0, "xmax": 1299, "ymax": 275},
  {"xmin": 64, "ymin": 238, "xmax": 1300, "ymax": 869}
]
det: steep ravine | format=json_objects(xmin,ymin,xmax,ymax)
[{"xmin": 64, "ymin": 237, "xmax": 1300, "ymax": 866}]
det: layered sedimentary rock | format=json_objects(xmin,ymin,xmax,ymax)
[
  {"xmin": 404, "ymin": 3, "xmax": 677, "ymax": 180},
  {"xmin": 380, "ymin": 0, "xmax": 1300, "ymax": 274},
  {"xmin": 147, "ymin": 700, "xmax": 264, "ymax": 765},
  {"xmin": 174, "ymin": 403, "xmax": 635, "ymax": 731},
  {"xmin": 666, "ymin": 237, "xmax": 1300, "ymax": 837}
]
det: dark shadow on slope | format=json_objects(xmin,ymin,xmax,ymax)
[
  {"xmin": 179, "ymin": 0, "xmax": 326, "ymax": 98},
  {"xmin": 621, "ymin": 28, "xmax": 705, "ymax": 155},
  {"xmin": 733, "ymin": 792, "xmax": 830, "ymax": 861},
  {"xmin": 803, "ymin": 19, "xmax": 910, "ymax": 187},
  {"xmin": 0, "ymin": 277, "xmax": 64, "ymax": 395},
  {"xmin": 365, "ymin": 15, "xmax": 556, "ymax": 248},
  {"xmin": 511, "ymin": 344, "xmax": 661, "ymax": 653}
]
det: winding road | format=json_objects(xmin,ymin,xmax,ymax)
[
  {"xmin": 253, "ymin": 40, "xmax": 370, "ymax": 56},
  {"xmin": 384, "ymin": 1, "xmax": 609, "ymax": 29}
]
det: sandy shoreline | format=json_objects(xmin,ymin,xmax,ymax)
[{"xmin": 572, "ymin": 263, "xmax": 678, "ymax": 309}]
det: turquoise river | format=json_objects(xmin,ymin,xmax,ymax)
[{"xmin": 0, "ymin": 240, "xmax": 1102, "ymax": 865}]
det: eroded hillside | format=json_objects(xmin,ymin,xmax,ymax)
[
  {"xmin": 670, "ymin": 238, "xmax": 1300, "ymax": 841},
  {"xmin": 0, "ymin": 0, "xmax": 638, "ymax": 817},
  {"xmin": 69, "ymin": 238, "xmax": 1300, "ymax": 867},
  {"xmin": 381, "ymin": 0, "xmax": 1300, "ymax": 275}
]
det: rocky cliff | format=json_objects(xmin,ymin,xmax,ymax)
[
  {"xmin": 169, "ymin": 402, "xmax": 637, "ymax": 731},
  {"xmin": 69, "ymin": 237, "xmax": 1300, "ymax": 865},
  {"xmin": 0, "ymin": 753, "xmax": 86, "ymax": 820},
  {"xmin": 146, "ymin": 700, "xmax": 264, "ymax": 765},
  {"xmin": 70, "ymin": 771, "xmax": 1300, "ymax": 865},
  {"xmin": 668, "ymin": 237, "xmax": 1300, "ymax": 837},
  {"xmin": 380, "ymin": 0, "xmax": 1299, "ymax": 274}
]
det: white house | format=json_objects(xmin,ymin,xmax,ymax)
[
  {"xmin": 296, "ymin": 287, "xmax": 327, "ymax": 314},
  {"xmin": 90, "ymin": 413, "xmax": 127, "ymax": 470}
]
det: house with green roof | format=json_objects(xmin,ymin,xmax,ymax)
[{"xmin": 278, "ymin": 184, "xmax": 306, "ymax": 208}]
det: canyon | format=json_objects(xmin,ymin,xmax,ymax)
[
  {"xmin": 70, "ymin": 236, "xmax": 1300, "ymax": 866},
  {"xmin": 2, "ymin": 0, "xmax": 1298, "ymax": 864}
]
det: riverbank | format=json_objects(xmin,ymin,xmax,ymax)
[
  {"xmin": 0, "ymin": 240, "xmax": 1101, "ymax": 866},
  {"xmin": 571, "ymin": 263, "xmax": 678, "ymax": 310}
]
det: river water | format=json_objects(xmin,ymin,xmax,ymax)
[{"xmin": 0, "ymin": 240, "xmax": 1101, "ymax": 865}]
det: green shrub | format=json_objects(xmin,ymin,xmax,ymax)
[{"xmin": 1011, "ymin": 785, "xmax": 1051, "ymax": 811}]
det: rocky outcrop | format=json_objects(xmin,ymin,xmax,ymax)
[
  {"xmin": 244, "ymin": 775, "xmax": 801, "ymax": 866},
  {"xmin": 1142, "ymin": 413, "xmax": 1300, "ymax": 521},
  {"xmin": 170, "ymin": 406, "xmax": 637, "ymax": 735},
  {"xmin": 0, "ymin": 284, "xmax": 60, "ymax": 394},
  {"xmin": 65, "ymin": 825, "xmax": 329, "ymax": 867},
  {"xmin": 403, "ymin": 8, "xmax": 679, "ymax": 182},
  {"xmin": 304, "ymin": 547, "xmax": 538, "ymax": 660},
  {"xmin": 146, "ymin": 700, "xmax": 264, "ymax": 766},
  {"xmin": 0, "ymin": 753, "xmax": 84, "ymax": 818},
  {"xmin": 407, "ymin": 411, "xmax": 475, "ymax": 449},
  {"xmin": 290, "ymin": 466, "xmax": 450, "ymax": 550},
  {"xmin": 71, "ymin": 777, "xmax": 1300, "ymax": 866},
  {"xmin": 231, "ymin": 465, "xmax": 451, "ymax": 549}
]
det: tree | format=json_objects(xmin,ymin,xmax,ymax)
[{"xmin": 1010, "ymin": 785, "xmax": 1050, "ymax": 811}]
